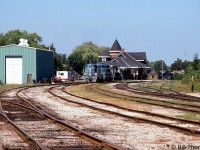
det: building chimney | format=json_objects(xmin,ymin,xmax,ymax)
[{"xmin": 121, "ymin": 48, "xmax": 125, "ymax": 54}]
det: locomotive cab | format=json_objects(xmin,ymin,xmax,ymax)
[
  {"xmin": 84, "ymin": 63, "xmax": 122, "ymax": 83},
  {"xmin": 84, "ymin": 64, "xmax": 98, "ymax": 82}
]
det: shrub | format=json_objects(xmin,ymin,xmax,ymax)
[{"xmin": 173, "ymin": 73, "xmax": 184, "ymax": 80}]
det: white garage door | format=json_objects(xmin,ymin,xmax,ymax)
[{"xmin": 6, "ymin": 57, "xmax": 22, "ymax": 84}]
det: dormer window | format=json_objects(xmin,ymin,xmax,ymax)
[{"xmin": 102, "ymin": 57, "xmax": 106, "ymax": 62}]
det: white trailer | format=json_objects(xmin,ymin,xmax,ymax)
[{"xmin": 56, "ymin": 71, "xmax": 68, "ymax": 81}]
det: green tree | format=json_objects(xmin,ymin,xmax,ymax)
[
  {"xmin": 153, "ymin": 60, "xmax": 168, "ymax": 71},
  {"xmin": 170, "ymin": 58, "xmax": 188, "ymax": 71},
  {"xmin": 0, "ymin": 29, "xmax": 44, "ymax": 48},
  {"xmin": 98, "ymin": 46, "xmax": 110, "ymax": 53},
  {"xmin": 0, "ymin": 33, "xmax": 6, "ymax": 45},
  {"xmin": 67, "ymin": 42, "xmax": 109, "ymax": 75},
  {"xmin": 192, "ymin": 53, "xmax": 199, "ymax": 70},
  {"xmin": 148, "ymin": 61, "xmax": 155, "ymax": 69},
  {"xmin": 53, "ymin": 53, "xmax": 66, "ymax": 72},
  {"xmin": 182, "ymin": 53, "xmax": 200, "ymax": 89}
]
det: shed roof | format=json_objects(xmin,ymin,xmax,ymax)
[
  {"xmin": 148, "ymin": 70, "xmax": 158, "ymax": 75},
  {"xmin": 0, "ymin": 44, "xmax": 53, "ymax": 52}
]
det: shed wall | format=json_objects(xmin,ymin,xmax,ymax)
[
  {"xmin": 36, "ymin": 50, "xmax": 53, "ymax": 82},
  {"xmin": 0, "ymin": 46, "xmax": 36, "ymax": 84}
]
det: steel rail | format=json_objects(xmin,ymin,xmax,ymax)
[
  {"xmin": 89, "ymin": 84, "xmax": 200, "ymax": 113},
  {"xmin": 115, "ymin": 84, "xmax": 200, "ymax": 109},
  {"xmin": 0, "ymin": 87, "xmax": 50, "ymax": 150},
  {"xmin": 0, "ymin": 100, "xmax": 49, "ymax": 150},
  {"xmin": 124, "ymin": 83, "xmax": 200, "ymax": 102},
  {"xmin": 48, "ymin": 86, "xmax": 200, "ymax": 135},
  {"xmin": 137, "ymin": 81, "xmax": 200, "ymax": 102},
  {"xmin": 62, "ymin": 86, "xmax": 200, "ymax": 126},
  {"xmin": 16, "ymin": 85, "xmax": 126, "ymax": 150}
]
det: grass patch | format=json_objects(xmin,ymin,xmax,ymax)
[
  {"xmin": 0, "ymin": 84, "xmax": 44, "ymax": 93},
  {"xmin": 147, "ymin": 80, "xmax": 195, "ymax": 93},
  {"xmin": 68, "ymin": 84, "xmax": 200, "ymax": 121},
  {"xmin": 68, "ymin": 84, "xmax": 152, "ymax": 111},
  {"xmin": 176, "ymin": 113, "xmax": 200, "ymax": 121},
  {"xmin": 0, "ymin": 84, "xmax": 24, "ymax": 93}
]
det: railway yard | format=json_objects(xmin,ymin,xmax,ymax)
[{"xmin": 0, "ymin": 81, "xmax": 200, "ymax": 150}]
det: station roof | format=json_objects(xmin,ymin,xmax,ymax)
[
  {"xmin": 111, "ymin": 52, "xmax": 150, "ymax": 68},
  {"xmin": 99, "ymin": 50, "xmax": 111, "ymax": 57},
  {"xmin": 99, "ymin": 39, "xmax": 150, "ymax": 69},
  {"xmin": 110, "ymin": 39, "xmax": 122, "ymax": 51}
]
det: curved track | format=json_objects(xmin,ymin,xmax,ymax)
[
  {"xmin": 46, "ymin": 85, "xmax": 200, "ymax": 136},
  {"xmin": 118, "ymin": 83, "xmax": 200, "ymax": 102},
  {"xmin": 0, "ymin": 85, "xmax": 125, "ymax": 150},
  {"xmin": 87, "ymin": 84, "xmax": 200, "ymax": 114}
]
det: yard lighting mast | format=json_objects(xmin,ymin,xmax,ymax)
[{"xmin": 160, "ymin": 60, "xmax": 163, "ymax": 79}]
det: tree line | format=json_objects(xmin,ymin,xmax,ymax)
[
  {"xmin": 172, "ymin": 53, "xmax": 200, "ymax": 84},
  {"xmin": 1, "ymin": 29, "xmax": 199, "ymax": 85},
  {"xmin": 0, "ymin": 30, "xmax": 109, "ymax": 75}
]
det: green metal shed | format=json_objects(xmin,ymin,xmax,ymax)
[{"xmin": 0, "ymin": 44, "xmax": 53, "ymax": 84}]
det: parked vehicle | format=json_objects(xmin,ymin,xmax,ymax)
[
  {"xmin": 56, "ymin": 71, "xmax": 68, "ymax": 81},
  {"xmin": 55, "ymin": 71, "xmax": 80, "ymax": 82},
  {"xmin": 51, "ymin": 77, "xmax": 62, "ymax": 83}
]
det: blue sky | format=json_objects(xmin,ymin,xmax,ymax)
[{"xmin": 0, "ymin": 0, "xmax": 200, "ymax": 65}]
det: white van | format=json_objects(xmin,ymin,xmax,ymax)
[{"xmin": 56, "ymin": 71, "xmax": 68, "ymax": 81}]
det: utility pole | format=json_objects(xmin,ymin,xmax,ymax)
[
  {"xmin": 160, "ymin": 60, "xmax": 163, "ymax": 79},
  {"xmin": 162, "ymin": 60, "xmax": 163, "ymax": 79}
]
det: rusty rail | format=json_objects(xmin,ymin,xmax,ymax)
[
  {"xmin": 88, "ymin": 84, "xmax": 200, "ymax": 113},
  {"xmin": 134, "ymin": 82, "xmax": 200, "ymax": 102},
  {"xmin": 115, "ymin": 84, "xmax": 200, "ymax": 108},
  {"xmin": 62, "ymin": 86, "xmax": 200, "ymax": 126},
  {"xmin": 15, "ymin": 85, "xmax": 126, "ymax": 150},
  {"xmin": 47, "ymin": 86, "xmax": 200, "ymax": 135},
  {"xmin": 0, "ymin": 98, "xmax": 49, "ymax": 150}
]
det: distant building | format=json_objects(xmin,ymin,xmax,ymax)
[
  {"xmin": 0, "ymin": 42, "xmax": 53, "ymax": 84},
  {"xmin": 98, "ymin": 39, "xmax": 150, "ymax": 79},
  {"xmin": 147, "ymin": 70, "xmax": 159, "ymax": 80}
]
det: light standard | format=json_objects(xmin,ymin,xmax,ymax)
[{"xmin": 160, "ymin": 60, "xmax": 163, "ymax": 79}]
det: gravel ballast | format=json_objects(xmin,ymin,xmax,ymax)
[{"xmin": 18, "ymin": 85, "xmax": 200, "ymax": 150}]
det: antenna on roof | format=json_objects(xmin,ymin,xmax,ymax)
[{"xmin": 184, "ymin": 51, "xmax": 187, "ymax": 61}]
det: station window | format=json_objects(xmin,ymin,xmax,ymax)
[{"xmin": 102, "ymin": 57, "xmax": 106, "ymax": 61}]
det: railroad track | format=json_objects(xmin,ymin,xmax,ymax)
[
  {"xmin": 0, "ymin": 85, "xmax": 125, "ymax": 150},
  {"xmin": 122, "ymin": 82, "xmax": 200, "ymax": 103},
  {"xmin": 87, "ymin": 83, "xmax": 200, "ymax": 114},
  {"xmin": 115, "ymin": 83, "xmax": 200, "ymax": 109},
  {"xmin": 0, "ymin": 112, "xmax": 31, "ymax": 149},
  {"xmin": 44, "ymin": 85, "xmax": 200, "ymax": 136}
]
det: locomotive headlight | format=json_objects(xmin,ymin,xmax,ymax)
[{"xmin": 95, "ymin": 73, "xmax": 97, "ymax": 76}]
